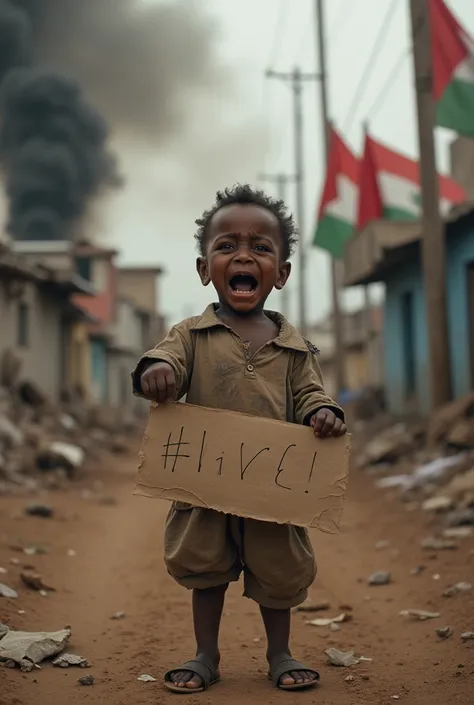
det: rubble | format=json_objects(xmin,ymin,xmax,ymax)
[
  {"xmin": 307, "ymin": 613, "xmax": 351, "ymax": 627},
  {"xmin": 0, "ymin": 583, "xmax": 18, "ymax": 599},
  {"xmin": 78, "ymin": 674, "xmax": 95, "ymax": 686},
  {"xmin": 358, "ymin": 398, "xmax": 474, "ymax": 539},
  {"xmin": 25, "ymin": 504, "xmax": 54, "ymax": 518},
  {"xmin": 368, "ymin": 571, "xmax": 391, "ymax": 586},
  {"xmin": 53, "ymin": 653, "xmax": 90, "ymax": 668},
  {"xmin": 399, "ymin": 609, "xmax": 440, "ymax": 621},
  {"xmin": 20, "ymin": 570, "xmax": 55, "ymax": 593},
  {"xmin": 0, "ymin": 627, "xmax": 71, "ymax": 667},
  {"xmin": 442, "ymin": 582, "xmax": 472, "ymax": 597},
  {"xmin": 461, "ymin": 631, "xmax": 474, "ymax": 642},
  {"xmin": 436, "ymin": 626, "xmax": 453, "ymax": 639},
  {"xmin": 0, "ymin": 365, "xmax": 139, "ymax": 495}
]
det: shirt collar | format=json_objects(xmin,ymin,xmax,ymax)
[{"xmin": 190, "ymin": 303, "xmax": 310, "ymax": 353}]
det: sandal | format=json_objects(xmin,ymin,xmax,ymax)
[
  {"xmin": 268, "ymin": 656, "xmax": 320, "ymax": 691},
  {"xmin": 164, "ymin": 659, "xmax": 220, "ymax": 693}
]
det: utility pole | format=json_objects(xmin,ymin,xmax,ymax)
[
  {"xmin": 266, "ymin": 68, "xmax": 320, "ymax": 338},
  {"xmin": 258, "ymin": 172, "xmax": 296, "ymax": 318},
  {"xmin": 409, "ymin": 0, "xmax": 451, "ymax": 409},
  {"xmin": 314, "ymin": 0, "xmax": 346, "ymax": 395}
]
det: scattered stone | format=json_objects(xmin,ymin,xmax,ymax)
[
  {"xmin": 399, "ymin": 609, "xmax": 440, "ymax": 621},
  {"xmin": 25, "ymin": 504, "xmax": 54, "ymax": 519},
  {"xmin": 411, "ymin": 566, "xmax": 426, "ymax": 576},
  {"xmin": 375, "ymin": 540, "xmax": 391, "ymax": 549},
  {"xmin": 325, "ymin": 648, "xmax": 359, "ymax": 667},
  {"xmin": 421, "ymin": 537, "xmax": 457, "ymax": 551},
  {"xmin": 78, "ymin": 674, "xmax": 94, "ymax": 686},
  {"xmin": 0, "ymin": 415, "xmax": 24, "ymax": 447},
  {"xmin": 138, "ymin": 674, "xmax": 157, "ymax": 682},
  {"xmin": 443, "ymin": 582, "xmax": 472, "ymax": 597},
  {"xmin": 296, "ymin": 601, "xmax": 330, "ymax": 613},
  {"xmin": 443, "ymin": 527, "xmax": 473, "ymax": 539},
  {"xmin": 67, "ymin": 549, "xmax": 76, "ymax": 557},
  {"xmin": 445, "ymin": 508, "xmax": 474, "ymax": 527},
  {"xmin": 307, "ymin": 613, "xmax": 352, "ymax": 627},
  {"xmin": 37, "ymin": 442, "xmax": 84, "ymax": 476},
  {"xmin": 110, "ymin": 611, "xmax": 126, "ymax": 620},
  {"xmin": 23, "ymin": 546, "xmax": 48, "ymax": 556},
  {"xmin": 0, "ymin": 623, "xmax": 10, "ymax": 639},
  {"xmin": 20, "ymin": 571, "xmax": 55, "ymax": 593},
  {"xmin": 0, "ymin": 583, "xmax": 18, "ymax": 599},
  {"xmin": 461, "ymin": 631, "xmax": 474, "ymax": 642},
  {"xmin": 0, "ymin": 567, "xmax": 8, "ymax": 574},
  {"xmin": 53, "ymin": 653, "xmax": 90, "ymax": 668},
  {"xmin": 422, "ymin": 496, "xmax": 453, "ymax": 512},
  {"xmin": 330, "ymin": 623, "xmax": 340, "ymax": 632},
  {"xmin": 436, "ymin": 626, "xmax": 453, "ymax": 639},
  {"xmin": 368, "ymin": 571, "xmax": 391, "ymax": 586},
  {"xmin": 360, "ymin": 672, "xmax": 370, "ymax": 681},
  {"xmin": 0, "ymin": 627, "xmax": 71, "ymax": 666},
  {"xmin": 344, "ymin": 674, "xmax": 354, "ymax": 682}
]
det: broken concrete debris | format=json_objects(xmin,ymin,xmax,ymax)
[
  {"xmin": 325, "ymin": 648, "xmax": 372, "ymax": 667},
  {"xmin": 461, "ymin": 631, "xmax": 474, "ymax": 642},
  {"xmin": 0, "ymin": 583, "xmax": 18, "ymax": 599},
  {"xmin": 138, "ymin": 674, "xmax": 157, "ymax": 682},
  {"xmin": 78, "ymin": 674, "xmax": 95, "ymax": 686},
  {"xmin": 25, "ymin": 504, "xmax": 54, "ymax": 518},
  {"xmin": 0, "ymin": 627, "xmax": 71, "ymax": 667},
  {"xmin": 442, "ymin": 582, "xmax": 472, "ymax": 597},
  {"xmin": 53, "ymin": 653, "xmax": 90, "ymax": 668},
  {"xmin": 368, "ymin": 571, "xmax": 391, "ymax": 586},
  {"xmin": 399, "ymin": 609, "xmax": 440, "ymax": 621},
  {"xmin": 0, "ymin": 367, "xmax": 139, "ymax": 495},
  {"xmin": 436, "ymin": 626, "xmax": 453, "ymax": 639},
  {"xmin": 20, "ymin": 570, "xmax": 55, "ymax": 593},
  {"xmin": 307, "ymin": 613, "xmax": 352, "ymax": 627}
]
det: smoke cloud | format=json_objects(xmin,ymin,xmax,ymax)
[{"xmin": 0, "ymin": 0, "xmax": 122, "ymax": 241}]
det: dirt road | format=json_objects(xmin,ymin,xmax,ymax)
[{"xmin": 1, "ymin": 454, "xmax": 473, "ymax": 705}]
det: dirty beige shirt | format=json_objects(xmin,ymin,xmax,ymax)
[{"xmin": 133, "ymin": 304, "xmax": 343, "ymax": 425}]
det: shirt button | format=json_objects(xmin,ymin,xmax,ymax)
[{"xmin": 246, "ymin": 364, "xmax": 254, "ymax": 372}]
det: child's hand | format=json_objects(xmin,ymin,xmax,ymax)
[
  {"xmin": 309, "ymin": 408, "xmax": 347, "ymax": 438},
  {"xmin": 140, "ymin": 361, "xmax": 176, "ymax": 402}
]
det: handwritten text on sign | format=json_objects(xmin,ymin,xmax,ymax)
[{"xmin": 135, "ymin": 403, "xmax": 350, "ymax": 532}]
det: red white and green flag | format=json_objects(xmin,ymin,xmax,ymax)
[
  {"xmin": 313, "ymin": 127, "xmax": 359, "ymax": 258},
  {"xmin": 430, "ymin": 0, "xmax": 474, "ymax": 136},
  {"xmin": 357, "ymin": 133, "xmax": 466, "ymax": 230}
]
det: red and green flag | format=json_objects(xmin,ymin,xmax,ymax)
[
  {"xmin": 357, "ymin": 132, "xmax": 466, "ymax": 230},
  {"xmin": 430, "ymin": 0, "xmax": 474, "ymax": 136},
  {"xmin": 313, "ymin": 127, "xmax": 359, "ymax": 258}
]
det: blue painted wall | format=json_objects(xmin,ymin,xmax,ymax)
[
  {"xmin": 90, "ymin": 338, "xmax": 108, "ymax": 403},
  {"xmin": 384, "ymin": 258, "xmax": 429, "ymax": 415},
  {"xmin": 382, "ymin": 217, "xmax": 474, "ymax": 416},
  {"xmin": 446, "ymin": 220, "xmax": 474, "ymax": 399}
]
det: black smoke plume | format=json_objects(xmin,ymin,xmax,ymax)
[{"xmin": 0, "ymin": 1, "xmax": 120, "ymax": 242}]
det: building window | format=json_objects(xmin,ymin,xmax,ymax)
[
  {"xmin": 75, "ymin": 256, "xmax": 92, "ymax": 282},
  {"xmin": 17, "ymin": 302, "xmax": 29, "ymax": 347}
]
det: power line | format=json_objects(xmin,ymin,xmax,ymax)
[
  {"xmin": 341, "ymin": 0, "xmax": 399, "ymax": 133},
  {"xmin": 364, "ymin": 14, "xmax": 425, "ymax": 123},
  {"xmin": 265, "ymin": 0, "xmax": 288, "ymax": 70},
  {"xmin": 365, "ymin": 49, "xmax": 410, "ymax": 121}
]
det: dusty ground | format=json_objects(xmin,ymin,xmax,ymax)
[{"xmin": 0, "ymin": 450, "xmax": 473, "ymax": 705}]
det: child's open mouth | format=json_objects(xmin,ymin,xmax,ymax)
[{"xmin": 229, "ymin": 274, "xmax": 258, "ymax": 295}]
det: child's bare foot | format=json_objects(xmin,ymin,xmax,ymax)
[
  {"xmin": 268, "ymin": 654, "xmax": 319, "ymax": 690},
  {"xmin": 165, "ymin": 653, "xmax": 220, "ymax": 692}
]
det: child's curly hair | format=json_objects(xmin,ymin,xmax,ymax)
[{"xmin": 195, "ymin": 183, "xmax": 298, "ymax": 261}]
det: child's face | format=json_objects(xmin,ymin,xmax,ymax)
[{"xmin": 197, "ymin": 203, "xmax": 290, "ymax": 314}]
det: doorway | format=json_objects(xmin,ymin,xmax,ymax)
[{"xmin": 401, "ymin": 290, "xmax": 416, "ymax": 399}]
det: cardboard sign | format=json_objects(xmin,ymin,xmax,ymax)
[{"xmin": 134, "ymin": 403, "xmax": 351, "ymax": 533}]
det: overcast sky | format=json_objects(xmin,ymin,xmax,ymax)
[{"xmin": 66, "ymin": 1, "xmax": 474, "ymax": 323}]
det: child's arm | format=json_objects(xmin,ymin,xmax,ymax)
[
  {"xmin": 290, "ymin": 350, "xmax": 346, "ymax": 438},
  {"xmin": 131, "ymin": 323, "xmax": 193, "ymax": 401}
]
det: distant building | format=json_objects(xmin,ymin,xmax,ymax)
[
  {"xmin": 307, "ymin": 306, "xmax": 383, "ymax": 400},
  {"xmin": 0, "ymin": 243, "xmax": 93, "ymax": 400},
  {"xmin": 343, "ymin": 207, "xmax": 474, "ymax": 415}
]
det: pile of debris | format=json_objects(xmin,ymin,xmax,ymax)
[
  {"xmin": 357, "ymin": 392, "xmax": 474, "ymax": 530},
  {"xmin": 0, "ymin": 351, "xmax": 141, "ymax": 495}
]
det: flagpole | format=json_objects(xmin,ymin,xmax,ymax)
[
  {"xmin": 314, "ymin": 0, "xmax": 346, "ymax": 396},
  {"xmin": 409, "ymin": 0, "xmax": 451, "ymax": 409}
]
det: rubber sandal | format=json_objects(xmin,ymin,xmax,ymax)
[
  {"xmin": 164, "ymin": 659, "xmax": 220, "ymax": 693},
  {"xmin": 267, "ymin": 656, "xmax": 320, "ymax": 691}
]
